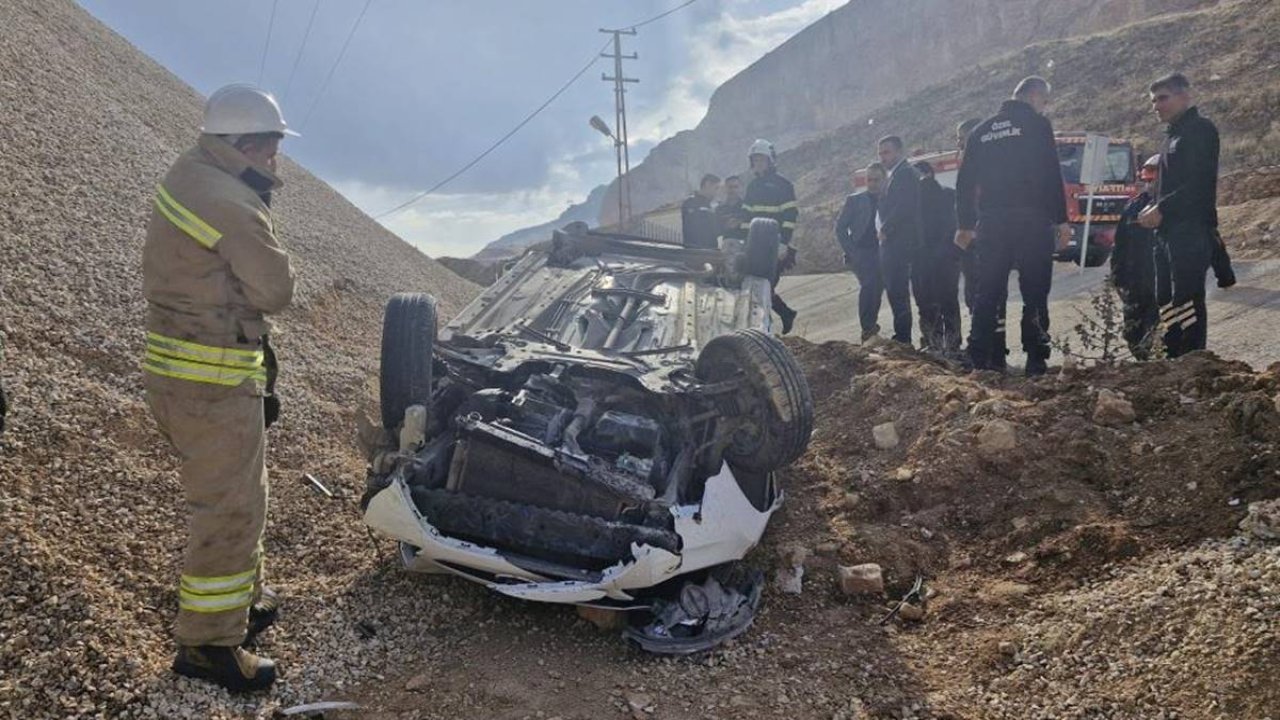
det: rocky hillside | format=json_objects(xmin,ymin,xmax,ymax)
[
  {"xmin": 594, "ymin": 0, "xmax": 1219, "ymax": 227},
  {"xmin": 779, "ymin": 0, "xmax": 1280, "ymax": 272},
  {"xmin": 0, "ymin": 0, "xmax": 476, "ymax": 716}
]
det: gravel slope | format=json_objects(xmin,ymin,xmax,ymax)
[{"xmin": 1, "ymin": 1, "xmax": 476, "ymax": 717}]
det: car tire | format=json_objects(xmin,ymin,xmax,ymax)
[
  {"xmin": 695, "ymin": 329, "xmax": 814, "ymax": 472},
  {"xmin": 380, "ymin": 292, "xmax": 437, "ymax": 431},
  {"xmin": 742, "ymin": 218, "xmax": 781, "ymax": 279}
]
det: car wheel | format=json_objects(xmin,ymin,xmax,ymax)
[
  {"xmin": 695, "ymin": 329, "xmax": 814, "ymax": 472},
  {"xmin": 380, "ymin": 292, "xmax": 437, "ymax": 432},
  {"xmin": 742, "ymin": 218, "xmax": 781, "ymax": 279}
]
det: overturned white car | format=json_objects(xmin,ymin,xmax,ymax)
[{"xmin": 362, "ymin": 220, "xmax": 813, "ymax": 653}]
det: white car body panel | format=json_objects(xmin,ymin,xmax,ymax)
[{"xmin": 363, "ymin": 461, "xmax": 779, "ymax": 605}]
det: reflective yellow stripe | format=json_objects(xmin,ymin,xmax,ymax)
[
  {"xmin": 179, "ymin": 587, "xmax": 254, "ymax": 613},
  {"xmin": 155, "ymin": 185, "xmax": 222, "ymax": 249},
  {"xmin": 181, "ymin": 567, "xmax": 258, "ymax": 594},
  {"xmin": 146, "ymin": 332, "xmax": 262, "ymax": 369},
  {"xmin": 781, "ymin": 221, "xmax": 797, "ymax": 229},
  {"xmin": 745, "ymin": 201, "xmax": 798, "ymax": 214},
  {"xmin": 143, "ymin": 353, "xmax": 267, "ymax": 386}
]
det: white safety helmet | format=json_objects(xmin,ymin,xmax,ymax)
[
  {"xmin": 748, "ymin": 138, "xmax": 775, "ymax": 160},
  {"xmin": 200, "ymin": 83, "xmax": 300, "ymax": 137}
]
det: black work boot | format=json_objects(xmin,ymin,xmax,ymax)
[
  {"xmin": 173, "ymin": 645, "xmax": 277, "ymax": 693},
  {"xmin": 243, "ymin": 586, "xmax": 280, "ymax": 646},
  {"xmin": 779, "ymin": 307, "xmax": 798, "ymax": 335},
  {"xmin": 1025, "ymin": 355, "xmax": 1048, "ymax": 377}
]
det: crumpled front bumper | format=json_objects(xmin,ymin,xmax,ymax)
[{"xmin": 362, "ymin": 462, "xmax": 779, "ymax": 605}]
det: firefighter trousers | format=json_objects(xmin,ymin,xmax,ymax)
[
  {"xmin": 1155, "ymin": 221, "xmax": 1211, "ymax": 358},
  {"xmin": 145, "ymin": 375, "xmax": 267, "ymax": 647},
  {"xmin": 969, "ymin": 213, "xmax": 1054, "ymax": 368}
]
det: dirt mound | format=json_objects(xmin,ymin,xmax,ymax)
[
  {"xmin": 755, "ymin": 338, "xmax": 1280, "ymax": 718},
  {"xmin": 1, "ymin": 0, "xmax": 477, "ymax": 717},
  {"xmin": 789, "ymin": 339, "xmax": 1279, "ymax": 583}
]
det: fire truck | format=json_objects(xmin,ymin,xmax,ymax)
[{"xmin": 851, "ymin": 134, "xmax": 1140, "ymax": 267}]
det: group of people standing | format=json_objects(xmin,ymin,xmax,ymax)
[
  {"xmin": 681, "ymin": 138, "xmax": 801, "ymax": 333},
  {"xmin": 834, "ymin": 72, "xmax": 1228, "ymax": 374}
]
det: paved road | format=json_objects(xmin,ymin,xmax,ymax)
[{"xmin": 778, "ymin": 260, "xmax": 1280, "ymax": 369}]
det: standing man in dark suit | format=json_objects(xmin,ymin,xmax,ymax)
[
  {"xmin": 875, "ymin": 135, "xmax": 922, "ymax": 345},
  {"xmin": 835, "ymin": 162, "xmax": 888, "ymax": 341},
  {"xmin": 955, "ymin": 76, "xmax": 1071, "ymax": 375},
  {"xmin": 1139, "ymin": 72, "xmax": 1222, "ymax": 357},
  {"xmin": 913, "ymin": 160, "xmax": 962, "ymax": 353}
]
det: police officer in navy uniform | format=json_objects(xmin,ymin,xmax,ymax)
[
  {"xmin": 955, "ymin": 76, "xmax": 1072, "ymax": 375},
  {"xmin": 1139, "ymin": 73, "xmax": 1223, "ymax": 357}
]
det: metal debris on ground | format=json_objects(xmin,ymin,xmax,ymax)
[
  {"xmin": 274, "ymin": 700, "xmax": 361, "ymax": 717},
  {"xmin": 302, "ymin": 472, "xmax": 334, "ymax": 498},
  {"xmin": 880, "ymin": 574, "xmax": 925, "ymax": 625}
]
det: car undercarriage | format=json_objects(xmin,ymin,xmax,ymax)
[{"xmin": 362, "ymin": 222, "xmax": 813, "ymax": 652}]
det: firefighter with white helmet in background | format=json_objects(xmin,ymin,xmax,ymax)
[
  {"xmin": 743, "ymin": 139, "xmax": 800, "ymax": 334},
  {"xmin": 1112, "ymin": 154, "xmax": 1163, "ymax": 359},
  {"xmin": 142, "ymin": 83, "xmax": 296, "ymax": 692}
]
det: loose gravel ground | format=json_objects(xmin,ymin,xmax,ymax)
[{"xmin": 2, "ymin": 2, "xmax": 1278, "ymax": 719}]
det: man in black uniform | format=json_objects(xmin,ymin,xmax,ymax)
[
  {"xmin": 956, "ymin": 117, "xmax": 1009, "ymax": 368},
  {"xmin": 716, "ymin": 175, "xmax": 749, "ymax": 241},
  {"xmin": 744, "ymin": 139, "xmax": 800, "ymax": 334},
  {"xmin": 913, "ymin": 160, "xmax": 961, "ymax": 353},
  {"xmin": 955, "ymin": 118, "xmax": 983, "ymax": 316},
  {"xmin": 1113, "ymin": 155, "xmax": 1162, "ymax": 359},
  {"xmin": 955, "ymin": 76, "xmax": 1072, "ymax": 375},
  {"xmin": 681, "ymin": 173, "xmax": 721, "ymax": 250},
  {"xmin": 1139, "ymin": 73, "xmax": 1221, "ymax": 357},
  {"xmin": 835, "ymin": 162, "xmax": 888, "ymax": 341},
  {"xmin": 876, "ymin": 135, "xmax": 922, "ymax": 345}
]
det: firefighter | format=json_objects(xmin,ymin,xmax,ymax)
[
  {"xmin": 955, "ymin": 76, "xmax": 1072, "ymax": 375},
  {"xmin": 913, "ymin": 160, "xmax": 961, "ymax": 353},
  {"xmin": 744, "ymin": 139, "xmax": 800, "ymax": 334},
  {"xmin": 835, "ymin": 162, "xmax": 887, "ymax": 341},
  {"xmin": 716, "ymin": 174, "xmax": 749, "ymax": 241},
  {"xmin": 1140, "ymin": 73, "xmax": 1220, "ymax": 357},
  {"xmin": 681, "ymin": 173, "xmax": 721, "ymax": 250},
  {"xmin": 1113, "ymin": 155, "xmax": 1162, "ymax": 359},
  {"xmin": 142, "ymin": 83, "xmax": 297, "ymax": 692}
]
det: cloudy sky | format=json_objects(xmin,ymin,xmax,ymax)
[{"xmin": 77, "ymin": 0, "xmax": 843, "ymax": 257}]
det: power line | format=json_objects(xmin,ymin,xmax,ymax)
[
  {"xmin": 257, "ymin": 0, "xmax": 279, "ymax": 86},
  {"xmin": 626, "ymin": 0, "xmax": 699, "ymax": 30},
  {"xmin": 373, "ymin": 38, "xmax": 612, "ymax": 221},
  {"xmin": 296, "ymin": 0, "xmax": 375, "ymax": 132},
  {"xmin": 372, "ymin": 0, "xmax": 700, "ymax": 221},
  {"xmin": 281, "ymin": 0, "xmax": 321, "ymax": 104}
]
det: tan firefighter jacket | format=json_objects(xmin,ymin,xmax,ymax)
[{"xmin": 142, "ymin": 135, "xmax": 295, "ymax": 394}]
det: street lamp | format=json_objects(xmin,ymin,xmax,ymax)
[{"xmin": 590, "ymin": 115, "xmax": 627, "ymax": 228}]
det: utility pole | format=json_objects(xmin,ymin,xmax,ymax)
[{"xmin": 600, "ymin": 27, "xmax": 638, "ymax": 228}]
